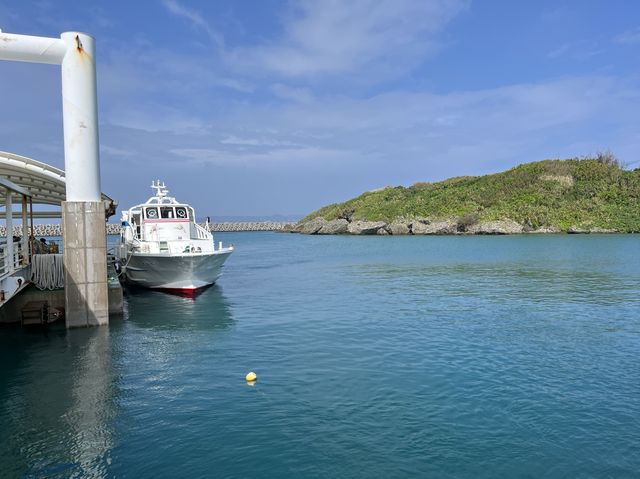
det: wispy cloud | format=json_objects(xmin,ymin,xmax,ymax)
[
  {"xmin": 109, "ymin": 75, "xmax": 637, "ymax": 172},
  {"xmin": 170, "ymin": 146, "xmax": 357, "ymax": 169},
  {"xmin": 547, "ymin": 43, "xmax": 571, "ymax": 59},
  {"xmin": 161, "ymin": 0, "xmax": 224, "ymax": 48},
  {"xmin": 614, "ymin": 27, "xmax": 640, "ymax": 45},
  {"xmin": 229, "ymin": 0, "xmax": 469, "ymax": 77},
  {"xmin": 219, "ymin": 135, "xmax": 302, "ymax": 147},
  {"xmin": 270, "ymin": 83, "xmax": 315, "ymax": 103}
]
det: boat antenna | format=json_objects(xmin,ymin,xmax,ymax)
[{"xmin": 151, "ymin": 180, "xmax": 168, "ymax": 198}]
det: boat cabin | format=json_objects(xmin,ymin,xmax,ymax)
[{"xmin": 120, "ymin": 181, "xmax": 212, "ymax": 254}]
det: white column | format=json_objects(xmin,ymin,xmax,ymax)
[
  {"xmin": 0, "ymin": 29, "xmax": 107, "ymax": 327},
  {"xmin": 60, "ymin": 32, "xmax": 101, "ymax": 202},
  {"xmin": 5, "ymin": 189, "xmax": 14, "ymax": 274},
  {"xmin": 21, "ymin": 195, "xmax": 28, "ymax": 265},
  {"xmin": 0, "ymin": 30, "xmax": 102, "ymax": 202}
]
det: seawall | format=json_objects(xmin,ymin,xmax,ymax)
[{"xmin": 0, "ymin": 222, "xmax": 295, "ymax": 237}]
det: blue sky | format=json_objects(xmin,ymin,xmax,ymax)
[{"xmin": 1, "ymin": 1, "xmax": 639, "ymax": 218}]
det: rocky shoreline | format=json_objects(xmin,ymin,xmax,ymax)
[{"xmin": 286, "ymin": 217, "xmax": 623, "ymax": 235}]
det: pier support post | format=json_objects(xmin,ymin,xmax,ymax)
[
  {"xmin": 21, "ymin": 196, "xmax": 28, "ymax": 265},
  {"xmin": 1, "ymin": 29, "xmax": 107, "ymax": 327},
  {"xmin": 5, "ymin": 190, "xmax": 14, "ymax": 275},
  {"xmin": 62, "ymin": 201, "xmax": 108, "ymax": 327}
]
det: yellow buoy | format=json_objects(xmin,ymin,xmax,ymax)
[{"xmin": 245, "ymin": 371, "xmax": 257, "ymax": 382}]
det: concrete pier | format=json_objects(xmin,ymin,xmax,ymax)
[{"xmin": 62, "ymin": 202, "xmax": 108, "ymax": 327}]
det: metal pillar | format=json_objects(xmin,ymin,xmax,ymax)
[
  {"xmin": 0, "ymin": 29, "xmax": 107, "ymax": 327},
  {"xmin": 21, "ymin": 196, "xmax": 28, "ymax": 265},
  {"xmin": 4, "ymin": 190, "xmax": 13, "ymax": 275},
  {"xmin": 29, "ymin": 197, "xmax": 34, "ymax": 261}
]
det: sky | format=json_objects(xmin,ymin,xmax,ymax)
[{"xmin": 0, "ymin": 0, "xmax": 639, "ymax": 219}]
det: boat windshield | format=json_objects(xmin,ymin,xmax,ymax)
[
  {"xmin": 160, "ymin": 207, "xmax": 174, "ymax": 219},
  {"xmin": 176, "ymin": 207, "xmax": 189, "ymax": 219},
  {"xmin": 144, "ymin": 207, "xmax": 158, "ymax": 219}
]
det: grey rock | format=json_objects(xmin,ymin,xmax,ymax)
[
  {"xmin": 387, "ymin": 221, "xmax": 411, "ymax": 235},
  {"xmin": 296, "ymin": 217, "xmax": 328, "ymax": 234},
  {"xmin": 318, "ymin": 219, "xmax": 349, "ymax": 235},
  {"xmin": 279, "ymin": 224, "xmax": 297, "ymax": 233},
  {"xmin": 347, "ymin": 220, "xmax": 387, "ymax": 235},
  {"xmin": 568, "ymin": 226, "xmax": 617, "ymax": 234},
  {"xmin": 412, "ymin": 219, "xmax": 457, "ymax": 235},
  {"xmin": 528, "ymin": 226, "xmax": 562, "ymax": 234},
  {"xmin": 468, "ymin": 220, "xmax": 523, "ymax": 235},
  {"xmin": 377, "ymin": 228, "xmax": 389, "ymax": 235}
]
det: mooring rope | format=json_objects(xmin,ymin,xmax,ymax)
[{"xmin": 31, "ymin": 254, "xmax": 65, "ymax": 290}]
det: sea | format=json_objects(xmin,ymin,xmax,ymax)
[{"xmin": 1, "ymin": 233, "xmax": 639, "ymax": 478}]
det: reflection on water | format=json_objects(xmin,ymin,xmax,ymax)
[
  {"xmin": 0, "ymin": 328, "xmax": 115, "ymax": 478},
  {"xmin": 1, "ymin": 233, "xmax": 639, "ymax": 478},
  {"xmin": 0, "ymin": 284, "xmax": 235, "ymax": 478},
  {"xmin": 122, "ymin": 284, "xmax": 234, "ymax": 331},
  {"xmin": 64, "ymin": 328, "xmax": 115, "ymax": 478}
]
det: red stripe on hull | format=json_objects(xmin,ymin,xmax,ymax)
[{"xmin": 156, "ymin": 285, "xmax": 212, "ymax": 297}]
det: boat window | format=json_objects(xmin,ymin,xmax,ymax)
[
  {"xmin": 175, "ymin": 207, "xmax": 188, "ymax": 219},
  {"xmin": 188, "ymin": 207, "xmax": 195, "ymax": 220},
  {"xmin": 145, "ymin": 207, "xmax": 159, "ymax": 219},
  {"xmin": 160, "ymin": 207, "xmax": 174, "ymax": 219}
]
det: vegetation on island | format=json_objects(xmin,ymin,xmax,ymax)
[{"xmin": 303, "ymin": 154, "xmax": 640, "ymax": 233}]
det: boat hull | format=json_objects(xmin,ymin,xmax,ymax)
[{"xmin": 123, "ymin": 250, "xmax": 232, "ymax": 290}]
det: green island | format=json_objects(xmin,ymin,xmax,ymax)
[{"xmin": 293, "ymin": 155, "xmax": 640, "ymax": 235}]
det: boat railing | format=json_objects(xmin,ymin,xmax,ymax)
[
  {"xmin": 125, "ymin": 223, "xmax": 142, "ymax": 244},
  {"xmin": 0, "ymin": 243, "xmax": 23, "ymax": 280},
  {"xmin": 193, "ymin": 222, "xmax": 210, "ymax": 240}
]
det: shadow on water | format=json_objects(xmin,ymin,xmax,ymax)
[
  {"xmin": 0, "ymin": 327, "xmax": 116, "ymax": 478},
  {"xmin": 120, "ymin": 283, "xmax": 235, "ymax": 332}
]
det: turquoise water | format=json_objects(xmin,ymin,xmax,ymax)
[{"xmin": 1, "ymin": 233, "xmax": 639, "ymax": 478}]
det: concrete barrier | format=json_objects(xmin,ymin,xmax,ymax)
[{"xmin": 0, "ymin": 222, "xmax": 295, "ymax": 237}]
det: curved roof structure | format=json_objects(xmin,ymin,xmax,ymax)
[{"xmin": 0, "ymin": 150, "xmax": 116, "ymax": 217}]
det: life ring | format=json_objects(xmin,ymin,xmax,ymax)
[
  {"xmin": 177, "ymin": 208, "xmax": 187, "ymax": 218},
  {"xmin": 147, "ymin": 208, "xmax": 158, "ymax": 218}
]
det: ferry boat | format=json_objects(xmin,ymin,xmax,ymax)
[{"xmin": 115, "ymin": 181, "xmax": 233, "ymax": 291}]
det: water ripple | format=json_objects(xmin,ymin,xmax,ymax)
[{"xmin": 1, "ymin": 233, "xmax": 639, "ymax": 478}]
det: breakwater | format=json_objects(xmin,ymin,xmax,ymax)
[{"xmin": 0, "ymin": 222, "xmax": 294, "ymax": 237}]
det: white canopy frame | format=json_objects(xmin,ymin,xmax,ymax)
[{"xmin": 0, "ymin": 151, "xmax": 116, "ymax": 219}]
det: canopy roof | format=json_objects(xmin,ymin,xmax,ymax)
[{"xmin": 0, "ymin": 150, "xmax": 116, "ymax": 217}]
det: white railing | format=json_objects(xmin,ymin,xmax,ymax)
[
  {"xmin": 193, "ymin": 222, "xmax": 210, "ymax": 240},
  {"xmin": 0, "ymin": 245, "xmax": 22, "ymax": 279},
  {"xmin": 0, "ymin": 246, "xmax": 6, "ymax": 277}
]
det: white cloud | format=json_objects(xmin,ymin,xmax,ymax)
[
  {"xmin": 229, "ymin": 0, "xmax": 469, "ymax": 77},
  {"xmin": 547, "ymin": 43, "xmax": 571, "ymax": 59},
  {"xmin": 219, "ymin": 135, "xmax": 302, "ymax": 147},
  {"xmin": 161, "ymin": 0, "xmax": 224, "ymax": 48},
  {"xmin": 614, "ymin": 27, "xmax": 640, "ymax": 45},
  {"xmin": 270, "ymin": 83, "xmax": 315, "ymax": 103},
  {"xmin": 170, "ymin": 146, "xmax": 358, "ymax": 169},
  {"xmin": 103, "ymin": 75, "xmax": 637, "ymax": 177},
  {"xmin": 107, "ymin": 106, "xmax": 210, "ymax": 134},
  {"xmin": 100, "ymin": 144, "xmax": 133, "ymax": 157}
]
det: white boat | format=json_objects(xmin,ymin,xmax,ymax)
[{"xmin": 115, "ymin": 181, "xmax": 233, "ymax": 291}]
